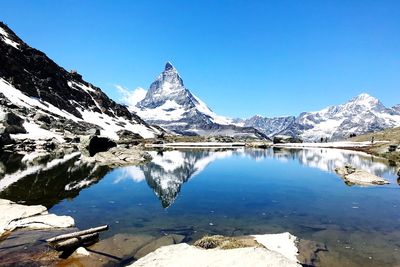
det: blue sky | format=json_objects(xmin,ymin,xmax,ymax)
[{"xmin": 1, "ymin": 0, "xmax": 399, "ymax": 118}]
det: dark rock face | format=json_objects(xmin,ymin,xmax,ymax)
[
  {"xmin": 0, "ymin": 112, "xmax": 26, "ymax": 134},
  {"xmin": 84, "ymin": 136, "xmax": 117, "ymax": 157},
  {"xmin": 117, "ymin": 130, "xmax": 143, "ymax": 144}
]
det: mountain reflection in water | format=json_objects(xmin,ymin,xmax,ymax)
[
  {"xmin": 114, "ymin": 148, "xmax": 397, "ymax": 208},
  {"xmin": 0, "ymin": 148, "xmax": 397, "ymax": 209}
]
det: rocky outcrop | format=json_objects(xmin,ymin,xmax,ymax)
[
  {"xmin": 0, "ymin": 199, "xmax": 74, "ymax": 236},
  {"xmin": 335, "ymin": 165, "xmax": 389, "ymax": 185}
]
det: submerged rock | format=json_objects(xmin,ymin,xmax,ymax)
[{"xmin": 335, "ymin": 165, "xmax": 389, "ymax": 185}]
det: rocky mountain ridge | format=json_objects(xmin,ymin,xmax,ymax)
[{"xmin": 0, "ymin": 21, "xmax": 159, "ymax": 146}]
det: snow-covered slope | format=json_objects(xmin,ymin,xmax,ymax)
[
  {"xmin": 0, "ymin": 22, "xmax": 158, "ymax": 140},
  {"xmin": 132, "ymin": 62, "xmax": 266, "ymax": 139},
  {"xmin": 243, "ymin": 93, "xmax": 400, "ymax": 141}
]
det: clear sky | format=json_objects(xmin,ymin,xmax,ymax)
[{"xmin": 1, "ymin": 0, "xmax": 399, "ymax": 118}]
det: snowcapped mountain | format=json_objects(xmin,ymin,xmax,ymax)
[
  {"xmin": 243, "ymin": 93, "xmax": 400, "ymax": 141},
  {"xmin": 0, "ymin": 22, "xmax": 159, "ymax": 141},
  {"xmin": 131, "ymin": 62, "xmax": 267, "ymax": 139}
]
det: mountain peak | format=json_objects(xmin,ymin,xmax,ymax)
[
  {"xmin": 164, "ymin": 61, "xmax": 176, "ymax": 71},
  {"xmin": 348, "ymin": 93, "xmax": 379, "ymax": 106}
]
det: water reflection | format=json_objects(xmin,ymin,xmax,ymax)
[
  {"xmin": 115, "ymin": 147, "xmax": 397, "ymax": 208},
  {"xmin": 0, "ymin": 151, "xmax": 109, "ymax": 208},
  {"xmin": 1, "ymin": 147, "xmax": 396, "ymax": 209}
]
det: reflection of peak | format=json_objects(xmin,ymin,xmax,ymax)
[{"xmin": 141, "ymin": 150, "xmax": 234, "ymax": 208}]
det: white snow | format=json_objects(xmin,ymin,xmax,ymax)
[
  {"xmin": 11, "ymin": 122, "xmax": 64, "ymax": 142},
  {"xmin": 79, "ymin": 109, "xmax": 155, "ymax": 139},
  {"xmin": 135, "ymin": 100, "xmax": 187, "ymax": 121},
  {"xmin": 0, "ymin": 26, "xmax": 20, "ymax": 49},
  {"xmin": 192, "ymin": 94, "xmax": 233, "ymax": 125},
  {"xmin": 273, "ymin": 141, "xmax": 382, "ymax": 149}
]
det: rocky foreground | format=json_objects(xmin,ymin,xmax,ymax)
[{"xmin": 0, "ymin": 199, "xmax": 74, "ymax": 237}]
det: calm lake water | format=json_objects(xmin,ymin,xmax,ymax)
[{"xmin": 1, "ymin": 147, "xmax": 400, "ymax": 266}]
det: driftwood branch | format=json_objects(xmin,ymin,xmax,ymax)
[
  {"xmin": 46, "ymin": 225, "xmax": 109, "ymax": 243},
  {"xmin": 53, "ymin": 233, "xmax": 99, "ymax": 251}
]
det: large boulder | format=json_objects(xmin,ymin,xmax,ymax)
[
  {"xmin": 80, "ymin": 135, "xmax": 117, "ymax": 157},
  {"xmin": 0, "ymin": 112, "xmax": 26, "ymax": 134}
]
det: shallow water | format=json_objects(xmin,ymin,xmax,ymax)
[{"xmin": 2, "ymin": 147, "xmax": 400, "ymax": 266}]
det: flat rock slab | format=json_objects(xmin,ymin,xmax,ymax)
[{"xmin": 0, "ymin": 198, "xmax": 74, "ymax": 236}]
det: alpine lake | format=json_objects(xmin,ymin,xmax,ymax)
[{"xmin": 1, "ymin": 147, "xmax": 400, "ymax": 266}]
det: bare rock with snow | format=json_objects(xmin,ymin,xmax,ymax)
[
  {"xmin": 0, "ymin": 199, "xmax": 74, "ymax": 236},
  {"xmin": 335, "ymin": 165, "xmax": 389, "ymax": 185}
]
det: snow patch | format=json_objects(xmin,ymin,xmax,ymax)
[{"xmin": 0, "ymin": 26, "xmax": 20, "ymax": 49}]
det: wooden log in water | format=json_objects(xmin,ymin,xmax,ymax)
[
  {"xmin": 46, "ymin": 225, "xmax": 109, "ymax": 243},
  {"xmin": 53, "ymin": 233, "xmax": 99, "ymax": 251}
]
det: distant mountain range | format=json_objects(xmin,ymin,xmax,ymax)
[
  {"xmin": 0, "ymin": 21, "xmax": 159, "ymax": 142},
  {"xmin": 237, "ymin": 93, "xmax": 400, "ymax": 141},
  {"xmin": 130, "ymin": 63, "xmax": 400, "ymax": 141}
]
